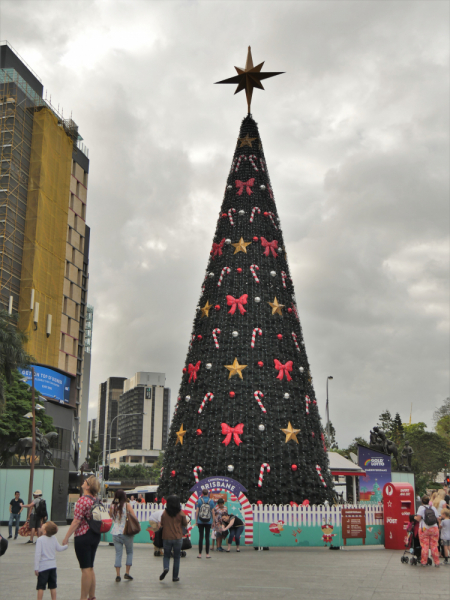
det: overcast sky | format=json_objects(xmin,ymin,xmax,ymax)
[{"xmin": 1, "ymin": 1, "xmax": 448, "ymax": 447}]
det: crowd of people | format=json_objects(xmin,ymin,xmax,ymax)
[{"xmin": 2, "ymin": 479, "xmax": 449, "ymax": 598}]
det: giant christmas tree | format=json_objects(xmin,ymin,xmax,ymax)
[{"xmin": 158, "ymin": 49, "xmax": 333, "ymax": 505}]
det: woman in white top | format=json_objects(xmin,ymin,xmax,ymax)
[
  {"xmin": 415, "ymin": 495, "xmax": 440, "ymax": 567},
  {"xmin": 109, "ymin": 490, "xmax": 137, "ymax": 582}
]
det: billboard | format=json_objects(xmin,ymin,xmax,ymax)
[
  {"xmin": 18, "ymin": 366, "xmax": 71, "ymax": 403},
  {"xmin": 358, "ymin": 445, "xmax": 391, "ymax": 503}
]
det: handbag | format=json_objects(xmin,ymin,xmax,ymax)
[
  {"xmin": 123, "ymin": 505, "xmax": 141, "ymax": 536},
  {"xmin": 18, "ymin": 521, "xmax": 32, "ymax": 537}
]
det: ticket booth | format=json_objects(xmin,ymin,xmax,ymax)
[{"xmin": 383, "ymin": 482, "xmax": 415, "ymax": 550}]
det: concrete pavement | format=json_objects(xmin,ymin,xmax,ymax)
[{"xmin": 1, "ymin": 525, "xmax": 449, "ymax": 599}]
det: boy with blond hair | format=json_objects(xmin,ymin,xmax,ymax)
[
  {"xmin": 34, "ymin": 521, "xmax": 68, "ymax": 599},
  {"xmin": 440, "ymin": 508, "xmax": 450, "ymax": 565}
]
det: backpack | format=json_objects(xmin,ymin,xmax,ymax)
[
  {"xmin": 87, "ymin": 498, "xmax": 112, "ymax": 534},
  {"xmin": 35, "ymin": 499, "xmax": 48, "ymax": 522},
  {"xmin": 198, "ymin": 498, "xmax": 212, "ymax": 523},
  {"xmin": 423, "ymin": 506, "xmax": 438, "ymax": 527}
]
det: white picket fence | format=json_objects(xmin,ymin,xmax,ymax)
[{"xmin": 106, "ymin": 501, "xmax": 383, "ymax": 526}]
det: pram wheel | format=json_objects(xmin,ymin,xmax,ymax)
[
  {"xmin": 401, "ymin": 555, "xmax": 409, "ymax": 564},
  {"xmin": 181, "ymin": 551, "xmax": 186, "ymax": 557},
  {"xmin": 427, "ymin": 558, "xmax": 432, "ymax": 566},
  {"xmin": 410, "ymin": 556, "xmax": 417, "ymax": 565}
]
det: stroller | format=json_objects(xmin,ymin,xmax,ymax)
[
  {"xmin": 401, "ymin": 516, "xmax": 430, "ymax": 566},
  {"xmin": 149, "ymin": 510, "xmax": 192, "ymax": 558}
]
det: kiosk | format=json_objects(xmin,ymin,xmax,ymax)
[{"xmin": 383, "ymin": 482, "xmax": 415, "ymax": 550}]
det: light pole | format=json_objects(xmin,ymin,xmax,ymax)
[
  {"xmin": 326, "ymin": 376, "xmax": 333, "ymax": 449},
  {"xmin": 107, "ymin": 412, "xmax": 145, "ymax": 473}
]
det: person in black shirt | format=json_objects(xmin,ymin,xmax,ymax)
[
  {"xmin": 221, "ymin": 514, "xmax": 245, "ymax": 552},
  {"xmin": 8, "ymin": 491, "xmax": 24, "ymax": 539}
]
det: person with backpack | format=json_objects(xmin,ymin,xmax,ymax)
[
  {"xmin": 194, "ymin": 489, "xmax": 215, "ymax": 559},
  {"xmin": 62, "ymin": 476, "xmax": 101, "ymax": 600},
  {"xmin": 21, "ymin": 490, "xmax": 48, "ymax": 544},
  {"xmin": 415, "ymin": 494, "xmax": 441, "ymax": 567}
]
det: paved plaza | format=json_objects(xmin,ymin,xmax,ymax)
[{"xmin": 1, "ymin": 525, "xmax": 449, "ymax": 600}]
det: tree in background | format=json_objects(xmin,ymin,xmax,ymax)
[
  {"xmin": 377, "ymin": 410, "xmax": 395, "ymax": 437},
  {"xmin": 435, "ymin": 415, "xmax": 450, "ymax": 442},
  {"xmin": 0, "ymin": 370, "xmax": 54, "ymax": 465},
  {"xmin": 158, "ymin": 114, "xmax": 333, "ymax": 505},
  {"xmin": 110, "ymin": 463, "xmax": 157, "ymax": 482},
  {"xmin": 403, "ymin": 422, "xmax": 450, "ymax": 494},
  {"xmin": 323, "ymin": 421, "xmax": 338, "ymax": 450},
  {"xmin": 391, "ymin": 412, "xmax": 404, "ymax": 445},
  {"xmin": 433, "ymin": 397, "xmax": 450, "ymax": 424},
  {"xmin": 87, "ymin": 439, "xmax": 102, "ymax": 470},
  {"xmin": 151, "ymin": 452, "xmax": 164, "ymax": 480},
  {"xmin": 0, "ymin": 309, "xmax": 33, "ymax": 414}
]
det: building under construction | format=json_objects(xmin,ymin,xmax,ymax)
[{"xmin": 0, "ymin": 42, "xmax": 92, "ymax": 522}]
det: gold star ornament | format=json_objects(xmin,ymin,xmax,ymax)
[
  {"xmin": 281, "ymin": 422, "xmax": 300, "ymax": 444},
  {"xmin": 269, "ymin": 297, "xmax": 284, "ymax": 316},
  {"xmin": 232, "ymin": 237, "xmax": 252, "ymax": 254},
  {"xmin": 224, "ymin": 357, "xmax": 247, "ymax": 380},
  {"xmin": 176, "ymin": 424, "xmax": 186, "ymax": 445},
  {"xmin": 216, "ymin": 46, "xmax": 284, "ymax": 113},
  {"xmin": 238, "ymin": 134, "xmax": 257, "ymax": 148},
  {"xmin": 201, "ymin": 300, "xmax": 213, "ymax": 318}
]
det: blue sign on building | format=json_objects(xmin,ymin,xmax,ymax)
[
  {"xmin": 358, "ymin": 445, "xmax": 391, "ymax": 503},
  {"xmin": 18, "ymin": 366, "xmax": 71, "ymax": 403}
]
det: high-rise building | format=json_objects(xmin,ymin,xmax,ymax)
[
  {"xmin": 78, "ymin": 305, "xmax": 94, "ymax": 463},
  {"xmin": 0, "ymin": 42, "xmax": 91, "ymax": 521},
  {"xmin": 87, "ymin": 418, "xmax": 97, "ymax": 448},
  {"xmin": 97, "ymin": 377, "xmax": 127, "ymax": 460}
]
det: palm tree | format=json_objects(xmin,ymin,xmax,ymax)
[{"xmin": 0, "ymin": 309, "xmax": 33, "ymax": 413}]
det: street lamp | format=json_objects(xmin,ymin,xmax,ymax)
[
  {"xmin": 326, "ymin": 376, "xmax": 334, "ymax": 448},
  {"xmin": 107, "ymin": 412, "xmax": 146, "ymax": 474}
]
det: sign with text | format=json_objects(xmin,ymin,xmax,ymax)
[
  {"xmin": 190, "ymin": 476, "xmax": 247, "ymax": 497},
  {"xmin": 19, "ymin": 366, "xmax": 71, "ymax": 403},
  {"xmin": 358, "ymin": 445, "xmax": 391, "ymax": 502},
  {"xmin": 342, "ymin": 508, "xmax": 366, "ymax": 545}
]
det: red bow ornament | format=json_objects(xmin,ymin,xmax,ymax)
[
  {"xmin": 274, "ymin": 359, "xmax": 293, "ymax": 381},
  {"xmin": 211, "ymin": 238, "xmax": 225, "ymax": 259},
  {"xmin": 188, "ymin": 361, "xmax": 201, "ymax": 383},
  {"xmin": 235, "ymin": 178, "xmax": 255, "ymax": 196},
  {"xmin": 221, "ymin": 423, "xmax": 244, "ymax": 446},
  {"xmin": 261, "ymin": 237, "xmax": 279, "ymax": 258},
  {"xmin": 226, "ymin": 294, "xmax": 248, "ymax": 315}
]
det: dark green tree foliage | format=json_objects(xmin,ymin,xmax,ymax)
[
  {"xmin": 0, "ymin": 309, "xmax": 33, "ymax": 413},
  {"xmin": 377, "ymin": 410, "xmax": 394, "ymax": 436},
  {"xmin": 158, "ymin": 115, "xmax": 333, "ymax": 505},
  {"xmin": 110, "ymin": 463, "xmax": 157, "ymax": 483},
  {"xmin": 434, "ymin": 397, "xmax": 450, "ymax": 424},
  {"xmin": 323, "ymin": 421, "xmax": 338, "ymax": 450},
  {"xmin": 87, "ymin": 439, "xmax": 102, "ymax": 470},
  {"xmin": 391, "ymin": 413, "xmax": 404, "ymax": 444},
  {"xmin": 0, "ymin": 370, "xmax": 54, "ymax": 465}
]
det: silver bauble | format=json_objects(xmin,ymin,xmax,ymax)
[
  {"xmin": 284, "ymin": 393, "xmax": 290, "ymax": 399},
  {"xmin": 299, "ymin": 367, "xmax": 304, "ymax": 372},
  {"xmin": 206, "ymin": 363, "xmax": 212, "ymax": 370},
  {"xmin": 185, "ymin": 395, "xmax": 191, "ymax": 401},
  {"xmin": 270, "ymin": 271, "xmax": 276, "ymax": 277},
  {"xmin": 209, "ymin": 272, "xmax": 214, "ymax": 278},
  {"xmin": 254, "ymin": 297, "xmax": 261, "ymax": 303},
  {"xmin": 260, "ymin": 184, "xmax": 266, "ymax": 190},
  {"xmin": 227, "ymin": 465, "xmax": 234, "ymax": 472},
  {"xmin": 225, "ymin": 239, "xmax": 231, "ymax": 245},
  {"xmin": 238, "ymin": 209, "xmax": 245, "ymax": 216},
  {"xmin": 258, "ymin": 424, "xmax": 265, "ymax": 431},
  {"xmin": 232, "ymin": 331, "xmax": 238, "ymax": 338},
  {"xmin": 277, "ymin": 247, "xmax": 283, "ymax": 253},
  {"xmin": 227, "ymin": 185, "xmax": 232, "ymax": 189}
]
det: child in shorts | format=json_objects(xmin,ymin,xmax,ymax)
[
  {"xmin": 440, "ymin": 508, "xmax": 450, "ymax": 564},
  {"xmin": 34, "ymin": 521, "xmax": 68, "ymax": 599},
  {"xmin": 211, "ymin": 528, "xmax": 217, "ymax": 551}
]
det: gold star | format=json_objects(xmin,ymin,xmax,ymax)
[
  {"xmin": 201, "ymin": 300, "xmax": 213, "ymax": 318},
  {"xmin": 232, "ymin": 237, "xmax": 252, "ymax": 254},
  {"xmin": 281, "ymin": 422, "xmax": 300, "ymax": 444},
  {"xmin": 224, "ymin": 357, "xmax": 247, "ymax": 380},
  {"xmin": 268, "ymin": 297, "xmax": 285, "ymax": 316},
  {"xmin": 176, "ymin": 424, "xmax": 186, "ymax": 445},
  {"xmin": 238, "ymin": 133, "xmax": 257, "ymax": 148}
]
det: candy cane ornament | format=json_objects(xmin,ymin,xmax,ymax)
[
  {"xmin": 193, "ymin": 466, "xmax": 203, "ymax": 483},
  {"xmin": 281, "ymin": 271, "xmax": 287, "ymax": 289},
  {"xmin": 251, "ymin": 328, "xmax": 262, "ymax": 348},
  {"xmin": 250, "ymin": 264, "xmax": 260, "ymax": 283},
  {"xmin": 250, "ymin": 207, "xmax": 261, "ymax": 223},
  {"xmin": 305, "ymin": 395, "xmax": 311, "ymax": 414},
  {"xmin": 265, "ymin": 211, "xmax": 278, "ymax": 229},
  {"xmin": 198, "ymin": 392, "xmax": 214, "ymax": 414},
  {"xmin": 189, "ymin": 334, "xmax": 196, "ymax": 352},
  {"xmin": 217, "ymin": 267, "xmax": 231, "ymax": 287},
  {"xmin": 248, "ymin": 155, "xmax": 259, "ymax": 171},
  {"xmin": 258, "ymin": 463, "xmax": 270, "ymax": 487},
  {"xmin": 212, "ymin": 328, "xmax": 221, "ymax": 349},
  {"xmin": 254, "ymin": 390, "xmax": 267, "ymax": 413},
  {"xmin": 234, "ymin": 155, "xmax": 247, "ymax": 172},
  {"xmin": 260, "ymin": 158, "xmax": 266, "ymax": 172},
  {"xmin": 316, "ymin": 465, "xmax": 327, "ymax": 487},
  {"xmin": 291, "ymin": 332, "xmax": 300, "ymax": 352},
  {"xmin": 228, "ymin": 208, "xmax": 236, "ymax": 226}
]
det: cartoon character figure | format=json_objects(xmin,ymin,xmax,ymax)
[
  {"xmin": 321, "ymin": 521, "xmax": 336, "ymax": 546},
  {"xmin": 269, "ymin": 520, "xmax": 285, "ymax": 535}
]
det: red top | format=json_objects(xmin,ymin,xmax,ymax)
[{"xmin": 73, "ymin": 495, "xmax": 94, "ymax": 537}]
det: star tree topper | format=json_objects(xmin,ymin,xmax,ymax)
[{"xmin": 216, "ymin": 46, "xmax": 284, "ymax": 113}]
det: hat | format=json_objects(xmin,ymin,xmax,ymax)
[{"xmin": 33, "ymin": 490, "xmax": 43, "ymax": 496}]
